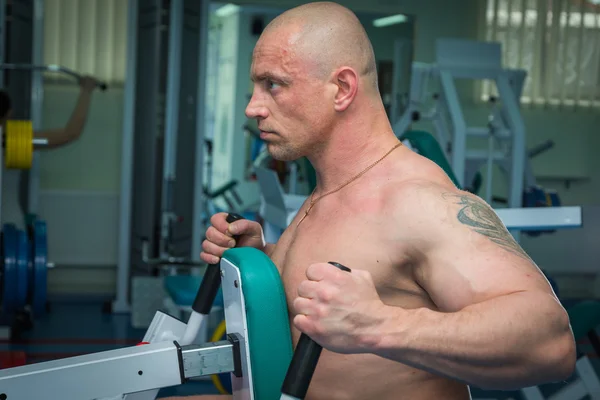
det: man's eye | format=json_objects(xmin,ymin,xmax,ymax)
[{"xmin": 268, "ymin": 80, "xmax": 281, "ymax": 90}]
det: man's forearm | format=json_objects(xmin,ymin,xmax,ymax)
[
  {"xmin": 372, "ymin": 292, "xmax": 575, "ymax": 390},
  {"xmin": 39, "ymin": 89, "xmax": 93, "ymax": 148},
  {"xmin": 62, "ymin": 89, "xmax": 93, "ymax": 141}
]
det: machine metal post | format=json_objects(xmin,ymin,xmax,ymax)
[
  {"xmin": 496, "ymin": 72, "xmax": 526, "ymax": 241},
  {"xmin": 439, "ymin": 70, "xmax": 467, "ymax": 188},
  {"xmin": 114, "ymin": 0, "xmax": 139, "ymax": 313},
  {"xmin": 27, "ymin": 0, "xmax": 44, "ymax": 216},
  {"xmin": 191, "ymin": 0, "xmax": 211, "ymax": 267},
  {"xmin": 160, "ymin": 0, "xmax": 183, "ymax": 258}
]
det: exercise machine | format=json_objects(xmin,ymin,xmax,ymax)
[
  {"xmin": 393, "ymin": 39, "xmax": 528, "ymax": 209},
  {"xmin": 0, "ymin": 213, "xmax": 342, "ymax": 400},
  {"xmin": 393, "ymin": 39, "xmax": 580, "ymax": 240},
  {"xmin": 0, "ymin": 64, "xmax": 108, "ymax": 91}
]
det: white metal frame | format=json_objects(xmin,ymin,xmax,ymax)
[
  {"xmin": 160, "ymin": 0, "xmax": 184, "ymax": 259},
  {"xmin": 191, "ymin": 0, "xmax": 211, "ymax": 267},
  {"xmin": 221, "ymin": 257, "xmax": 255, "ymax": 399},
  {"xmin": 115, "ymin": 0, "xmax": 212, "ymax": 311},
  {"xmin": 391, "ymin": 38, "xmax": 581, "ymax": 242},
  {"xmin": 114, "ymin": 0, "xmax": 139, "ymax": 313},
  {"xmin": 27, "ymin": 0, "xmax": 45, "ymax": 216},
  {"xmin": 0, "ymin": 257, "xmax": 257, "ymax": 400}
]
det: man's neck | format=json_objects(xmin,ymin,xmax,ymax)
[{"xmin": 308, "ymin": 105, "xmax": 400, "ymax": 196}]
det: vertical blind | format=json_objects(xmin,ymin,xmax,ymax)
[
  {"xmin": 481, "ymin": 0, "xmax": 600, "ymax": 108},
  {"xmin": 43, "ymin": 0, "xmax": 128, "ymax": 85}
]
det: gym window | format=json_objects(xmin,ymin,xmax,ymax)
[{"xmin": 481, "ymin": 0, "xmax": 600, "ymax": 108}]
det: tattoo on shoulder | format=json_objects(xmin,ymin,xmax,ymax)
[{"xmin": 441, "ymin": 192, "xmax": 531, "ymax": 261}]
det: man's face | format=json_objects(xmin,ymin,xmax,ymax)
[{"xmin": 245, "ymin": 29, "xmax": 333, "ymax": 161}]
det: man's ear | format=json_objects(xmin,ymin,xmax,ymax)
[{"xmin": 333, "ymin": 67, "xmax": 359, "ymax": 112}]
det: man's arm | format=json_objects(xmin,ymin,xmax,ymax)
[
  {"xmin": 34, "ymin": 77, "xmax": 98, "ymax": 149},
  {"xmin": 372, "ymin": 184, "xmax": 576, "ymax": 390}
]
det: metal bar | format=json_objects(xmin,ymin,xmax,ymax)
[
  {"xmin": 496, "ymin": 206, "xmax": 582, "ymax": 231},
  {"xmin": 32, "ymin": 138, "xmax": 48, "ymax": 147},
  {"xmin": 28, "ymin": 0, "xmax": 45, "ymax": 216},
  {"xmin": 0, "ymin": 338, "xmax": 236, "ymax": 400},
  {"xmin": 485, "ymin": 134, "xmax": 494, "ymax": 204},
  {"xmin": 466, "ymin": 149, "xmax": 506, "ymax": 160},
  {"xmin": 122, "ymin": 310, "xmax": 188, "ymax": 400},
  {"xmin": 181, "ymin": 339, "xmax": 236, "ymax": 378},
  {"xmin": 221, "ymin": 257, "xmax": 256, "ymax": 398},
  {"xmin": 160, "ymin": 0, "xmax": 184, "ymax": 256},
  {"xmin": 191, "ymin": 0, "xmax": 211, "ymax": 264},
  {"xmin": 467, "ymin": 126, "xmax": 511, "ymax": 138},
  {"xmin": 439, "ymin": 70, "xmax": 467, "ymax": 187},
  {"xmin": 496, "ymin": 73, "xmax": 526, "ymax": 242},
  {"xmin": 0, "ymin": 64, "xmax": 107, "ymax": 89},
  {"xmin": 574, "ymin": 0, "xmax": 586, "ymax": 108},
  {"xmin": 0, "ymin": 341, "xmax": 184, "ymax": 400},
  {"xmin": 113, "ymin": 0, "xmax": 138, "ymax": 314}
]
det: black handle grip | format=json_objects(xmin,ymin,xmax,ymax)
[
  {"xmin": 281, "ymin": 261, "xmax": 351, "ymax": 398},
  {"xmin": 191, "ymin": 213, "xmax": 245, "ymax": 315}
]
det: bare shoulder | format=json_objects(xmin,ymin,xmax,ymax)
[{"xmin": 383, "ymin": 178, "xmax": 531, "ymax": 262}]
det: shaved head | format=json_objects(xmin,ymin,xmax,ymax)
[
  {"xmin": 260, "ymin": 2, "xmax": 378, "ymax": 91},
  {"xmin": 246, "ymin": 2, "xmax": 387, "ymax": 163}
]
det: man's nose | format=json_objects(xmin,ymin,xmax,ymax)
[{"xmin": 245, "ymin": 93, "xmax": 268, "ymax": 119}]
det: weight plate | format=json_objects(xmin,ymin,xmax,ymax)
[
  {"xmin": 2, "ymin": 224, "xmax": 18, "ymax": 315},
  {"xmin": 31, "ymin": 220, "xmax": 48, "ymax": 316},
  {"xmin": 15, "ymin": 229, "xmax": 29, "ymax": 309}
]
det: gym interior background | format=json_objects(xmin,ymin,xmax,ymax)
[{"xmin": 1, "ymin": 0, "xmax": 600, "ymax": 399}]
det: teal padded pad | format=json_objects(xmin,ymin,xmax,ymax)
[
  {"xmin": 222, "ymin": 247, "xmax": 293, "ymax": 400},
  {"xmin": 400, "ymin": 130, "xmax": 462, "ymax": 189},
  {"xmin": 567, "ymin": 300, "xmax": 600, "ymax": 342},
  {"xmin": 164, "ymin": 275, "xmax": 224, "ymax": 308}
]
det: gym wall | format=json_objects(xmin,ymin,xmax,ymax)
[{"xmin": 30, "ymin": 0, "xmax": 599, "ymax": 297}]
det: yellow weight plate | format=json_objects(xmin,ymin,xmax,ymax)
[{"xmin": 5, "ymin": 120, "xmax": 33, "ymax": 169}]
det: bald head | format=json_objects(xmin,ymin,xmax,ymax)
[{"xmin": 260, "ymin": 2, "xmax": 378, "ymax": 92}]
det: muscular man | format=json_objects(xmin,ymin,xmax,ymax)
[{"xmin": 168, "ymin": 2, "xmax": 576, "ymax": 399}]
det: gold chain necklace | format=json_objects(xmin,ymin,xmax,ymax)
[{"xmin": 297, "ymin": 141, "xmax": 402, "ymax": 227}]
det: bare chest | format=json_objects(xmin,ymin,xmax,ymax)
[{"xmin": 270, "ymin": 211, "xmax": 431, "ymax": 314}]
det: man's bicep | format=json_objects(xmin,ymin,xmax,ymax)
[{"xmin": 417, "ymin": 190, "xmax": 553, "ymax": 312}]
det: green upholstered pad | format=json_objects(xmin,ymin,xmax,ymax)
[
  {"xmin": 222, "ymin": 247, "xmax": 293, "ymax": 399},
  {"xmin": 400, "ymin": 130, "xmax": 462, "ymax": 189}
]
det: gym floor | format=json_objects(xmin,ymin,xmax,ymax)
[{"xmin": 0, "ymin": 297, "xmax": 597, "ymax": 399}]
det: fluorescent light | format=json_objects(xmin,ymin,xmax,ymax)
[
  {"xmin": 215, "ymin": 3, "xmax": 240, "ymax": 17},
  {"xmin": 373, "ymin": 14, "xmax": 408, "ymax": 28}
]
